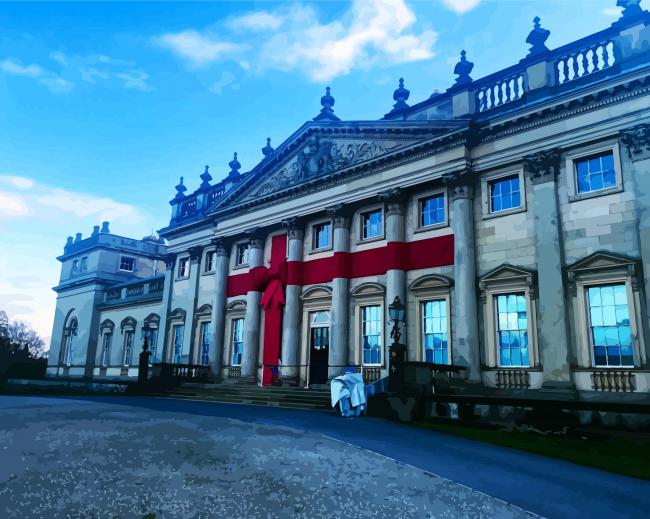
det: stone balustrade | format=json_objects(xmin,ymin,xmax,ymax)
[{"xmin": 102, "ymin": 275, "xmax": 166, "ymax": 305}]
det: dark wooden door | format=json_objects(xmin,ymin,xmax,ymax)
[{"xmin": 309, "ymin": 327, "xmax": 329, "ymax": 384}]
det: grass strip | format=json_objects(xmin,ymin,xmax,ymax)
[{"xmin": 414, "ymin": 421, "xmax": 650, "ymax": 480}]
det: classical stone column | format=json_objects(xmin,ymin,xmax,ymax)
[
  {"xmin": 327, "ymin": 206, "xmax": 351, "ymax": 379},
  {"xmin": 445, "ymin": 171, "xmax": 481, "ymax": 382},
  {"xmin": 524, "ymin": 150, "xmax": 572, "ymax": 389},
  {"xmin": 186, "ymin": 246, "xmax": 203, "ymax": 364},
  {"xmin": 379, "ymin": 189, "xmax": 407, "ymax": 366},
  {"xmin": 157, "ymin": 253, "xmax": 176, "ymax": 364},
  {"xmin": 281, "ymin": 219, "xmax": 304, "ymax": 378},
  {"xmin": 242, "ymin": 236, "xmax": 264, "ymax": 380},
  {"xmin": 620, "ymin": 124, "xmax": 650, "ymax": 365},
  {"xmin": 210, "ymin": 238, "xmax": 230, "ymax": 380}
]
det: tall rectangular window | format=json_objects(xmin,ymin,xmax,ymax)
[
  {"xmin": 489, "ymin": 175, "xmax": 520, "ymax": 213},
  {"xmin": 148, "ymin": 329, "xmax": 159, "ymax": 363},
  {"xmin": 420, "ymin": 194, "xmax": 445, "ymax": 227},
  {"xmin": 200, "ymin": 321, "xmax": 212, "ymax": 366},
  {"xmin": 312, "ymin": 222, "xmax": 331, "ymax": 250},
  {"xmin": 235, "ymin": 244, "xmax": 250, "ymax": 266},
  {"xmin": 576, "ymin": 151, "xmax": 615, "ymax": 194},
  {"xmin": 101, "ymin": 332, "xmax": 112, "ymax": 367},
  {"xmin": 205, "ymin": 251, "xmax": 215, "ymax": 272},
  {"xmin": 361, "ymin": 209, "xmax": 383, "ymax": 240},
  {"xmin": 172, "ymin": 325, "xmax": 184, "ymax": 364},
  {"xmin": 231, "ymin": 318, "xmax": 244, "ymax": 366},
  {"xmin": 64, "ymin": 334, "xmax": 75, "ymax": 366},
  {"xmin": 80, "ymin": 257, "xmax": 88, "ymax": 273},
  {"xmin": 362, "ymin": 305, "xmax": 382, "ymax": 365},
  {"xmin": 119, "ymin": 256, "xmax": 135, "ymax": 272},
  {"xmin": 122, "ymin": 330, "xmax": 134, "ymax": 367},
  {"xmin": 178, "ymin": 258, "xmax": 189, "ymax": 277},
  {"xmin": 422, "ymin": 300, "xmax": 448, "ymax": 364},
  {"xmin": 70, "ymin": 260, "xmax": 79, "ymax": 276},
  {"xmin": 495, "ymin": 293, "xmax": 529, "ymax": 367},
  {"xmin": 587, "ymin": 284, "xmax": 633, "ymax": 367}
]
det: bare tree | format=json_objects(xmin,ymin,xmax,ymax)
[{"xmin": 2, "ymin": 315, "xmax": 46, "ymax": 358}]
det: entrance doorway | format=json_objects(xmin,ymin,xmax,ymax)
[{"xmin": 308, "ymin": 311, "xmax": 330, "ymax": 385}]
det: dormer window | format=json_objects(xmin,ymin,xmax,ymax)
[{"xmin": 119, "ymin": 256, "xmax": 135, "ymax": 272}]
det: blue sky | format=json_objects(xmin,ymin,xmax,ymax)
[{"xmin": 0, "ymin": 0, "xmax": 622, "ymax": 345}]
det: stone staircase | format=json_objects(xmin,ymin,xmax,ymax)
[{"xmin": 150, "ymin": 382, "xmax": 334, "ymax": 411}]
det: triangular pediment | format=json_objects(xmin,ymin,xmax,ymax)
[
  {"xmin": 213, "ymin": 120, "xmax": 465, "ymax": 211},
  {"xmin": 479, "ymin": 264, "xmax": 536, "ymax": 287},
  {"xmin": 567, "ymin": 251, "xmax": 638, "ymax": 274}
]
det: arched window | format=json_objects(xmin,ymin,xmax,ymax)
[
  {"xmin": 120, "ymin": 317, "xmax": 137, "ymax": 367},
  {"xmin": 62, "ymin": 316, "xmax": 78, "ymax": 367},
  {"xmin": 99, "ymin": 319, "xmax": 115, "ymax": 368}
]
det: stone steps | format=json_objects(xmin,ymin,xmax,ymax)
[{"xmin": 152, "ymin": 384, "xmax": 334, "ymax": 411}]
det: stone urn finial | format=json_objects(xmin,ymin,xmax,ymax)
[
  {"xmin": 453, "ymin": 50, "xmax": 474, "ymax": 86},
  {"xmin": 526, "ymin": 16, "xmax": 551, "ymax": 56}
]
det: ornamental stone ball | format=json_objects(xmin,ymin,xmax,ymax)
[{"xmin": 526, "ymin": 16, "xmax": 551, "ymax": 56}]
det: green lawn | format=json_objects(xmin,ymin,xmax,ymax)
[{"xmin": 414, "ymin": 421, "xmax": 650, "ymax": 480}]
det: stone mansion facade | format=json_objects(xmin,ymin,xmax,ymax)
[{"xmin": 48, "ymin": 5, "xmax": 650, "ymax": 396}]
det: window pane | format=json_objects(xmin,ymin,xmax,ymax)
[
  {"xmin": 490, "ymin": 175, "xmax": 521, "ymax": 213},
  {"xmin": 496, "ymin": 292, "xmax": 528, "ymax": 367},
  {"xmin": 575, "ymin": 151, "xmax": 615, "ymax": 194},
  {"xmin": 587, "ymin": 283, "xmax": 632, "ymax": 367}
]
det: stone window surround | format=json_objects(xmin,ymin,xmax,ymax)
[
  {"xmin": 120, "ymin": 317, "xmax": 137, "ymax": 367},
  {"xmin": 119, "ymin": 255, "xmax": 136, "ymax": 273},
  {"xmin": 166, "ymin": 308, "xmax": 186, "ymax": 364},
  {"xmin": 569, "ymin": 267, "xmax": 645, "ymax": 370},
  {"xmin": 481, "ymin": 168, "xmax": 527, "ymax": 220},
  {"xmin": 202, "ymin": 247, "xmax": 216, "ymax": 275},
  {"xmin": 176, "ymin": 256, "xmax": 190, "ymax": 280},
  {"xmin": 300, "ymin": 285, "xmax": 332, "ymax": 382},
  {"xmin": 99, "ymin": 319, "xmax": 115, "ymax": 368},
  {"xmin": 479, "ymin": 266, "xmax": 539, "ymax": 369},
  {"xmin": 565, "ymin": 140, "xmax": 623, "ymax": 203},
  {"xmin": 232, "ymin": 240, "xmax": 251, "ymax": 270},
  {"xmin": 307, "ymin": 218, "xmax": 333, "ymax": 255},
  {"xmin": 193, "ymin": 304, "xmax": 213, "ymax": 365},
  {"xmin": 408, "ymin": 275, "xmax": 453, "ymax": 364},
  {"xmin": 60, "ymin": 313, "xmax": 78, "ymax": 367},
  {"xmin": 355, "ymin": 203, "xmax": 385, "ymax": 244},
  {"xmin": 413, "ymin": 187, "xmax": 449, "ymax": 233},
  {"xmin": 225, "ymin": 301, "xmax": 246, "ymax": 367},
  {"xmin": 352, "ymin": 283, "xmax": 386, "ymax": 367}
]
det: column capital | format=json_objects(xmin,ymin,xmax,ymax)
[
  {"xmin": 326, "ymin": 203, "xmax": 351, "ymax": 229},
  {"xmin": 442, "ymin": 168, "xmax": 475, "ymax": 201},
  {"xmin": 378, "ymin": 187, "xmax": 407, "ymax": 216},
  {"xmin": 244, "ymin": 228, "xmax": 265, "ymax": 249},
  {"xmin": 620, "ymin": 123, "xmax": 650, "ymax": 161},
  {"xmin": 188, "ymin": 246, "xmax": 203, "ymax": 261},
  {"xmin": 211, "ymin": 237, "xmax": 230, "ymax": 257},
  {"xmin": 281, "ymin": 217, "xmax": 304, "ymax": 240},
  {"xmin": 523, "ymin": 148, "xmax": 561, "ymax": 185},
  {"xmin": 163, "ymin": 253, "xmax": 177, "ymax": 269}
]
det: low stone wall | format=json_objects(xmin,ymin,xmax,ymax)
[{"xmin": 4, "ymin": 378, "xmax": 129, "ymax": 394}]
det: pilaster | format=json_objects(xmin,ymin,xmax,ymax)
[
  {"xmin": 210, "ymin": 238, "xmax": 230, "ymax": 380},
  {"xmin": 523, "ymin": 149, "xmax": 572, "ymax": 389},
  {"xmin": 281, "ymin": 219, "xmax": 304, "ymax": 378},
  {"xmin": 443, "ymin": 169, "xmax": 481, "ymax": 382},
  {"xmin": 157, "ymin": 253, "xmax": 176, "ymax": 364},
  {"xmin": 242, "ymin": 233, "xmax": 264, "ymax": 380}
]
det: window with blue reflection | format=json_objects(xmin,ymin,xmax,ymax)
[
  {"xmin": 489, "ymin": 175, "xmax": 521, "ymax": 213},
  {"xmin": 312, "ymin": 222, "xmax": 331, "ymax": 250},
  {"xmin": 587, "ymin": 284, "xmax": 633, "ymax": 367},
  {"xmin": 362, "ymin": 305, "xmax": 382, "ymax": 365},
  {"xmin": 200, "ymin": 321, "xmax": 212, "ymax": 366},
  {"xmin": 173, "ymin": 325, "xmax": 184, "ymax": 364},
  {"xmin": 422, "ymin": 300, "xmax": 448, "ymax": 364},
  {"xmin": 421, "ymin": 194, "xmax": 445, "ymax": 227},
  {"xmin": 362, "ymin": 209, "xmax": 383, "ymax": 240},
  {"xmin": 231, "ymin": 318, "xmax": 244, "ymax": 366},
  {"xmin": 495, "ymin": 293, "xmax": 529, "ymax": 367},
  {"xmin": 575, "ymin": 151, "xmax": 615, "ymax": 194}
]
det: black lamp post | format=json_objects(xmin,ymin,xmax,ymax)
[
  {"xmin": 388, "ymin": 296, "xmax": 407, "ymax": 393},
  {"xmin": 388, "ymin": 296, "xmax": 405, "ymax": 345}
]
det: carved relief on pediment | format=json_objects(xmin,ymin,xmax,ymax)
[{"xmin": 248, "ymin": 136, "xmax": 403, "ymax": 199}]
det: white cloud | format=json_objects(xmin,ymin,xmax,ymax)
[
  {"xmin": 227, "ymin": 11, "xmax": 285, "ymax": 31},
  {"xmin": 0, "ymin": 57, "xmax": 74, "ymax": 94},
  {"xmin": 602, "ymin": 7, "xmax": 621, "ymax": 18},
  {"xmin": 0, "ymin": 59, "xmax": 43, "ymax": 77},
  {"xmin": 0, "ymin": 192, "xmax": 31, "ymax": 218},
  {"xmin": 0, "ymin": 175, "xmax": 35, "ymax": 189},
  {"xmin": 209, "ymin": 71, "xmax": 236, "ymax": 95},
  {"xmin": 156, "ymin": 30, "xmax": 244, "ymax": 67},
  {"xmin": 37, "ymin": 188, "xmax": 145, "ymax": 223},
  {"xmin": 440, "ymin": 0, "xmax": 482, "ymax": 14},
  {"xmin": 156, "ymin": 0, "xmax": 437, "ymax": 82},
  {"xmin": 116, "ymin": 69, "xmax": 152, "ymax": 91}
]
